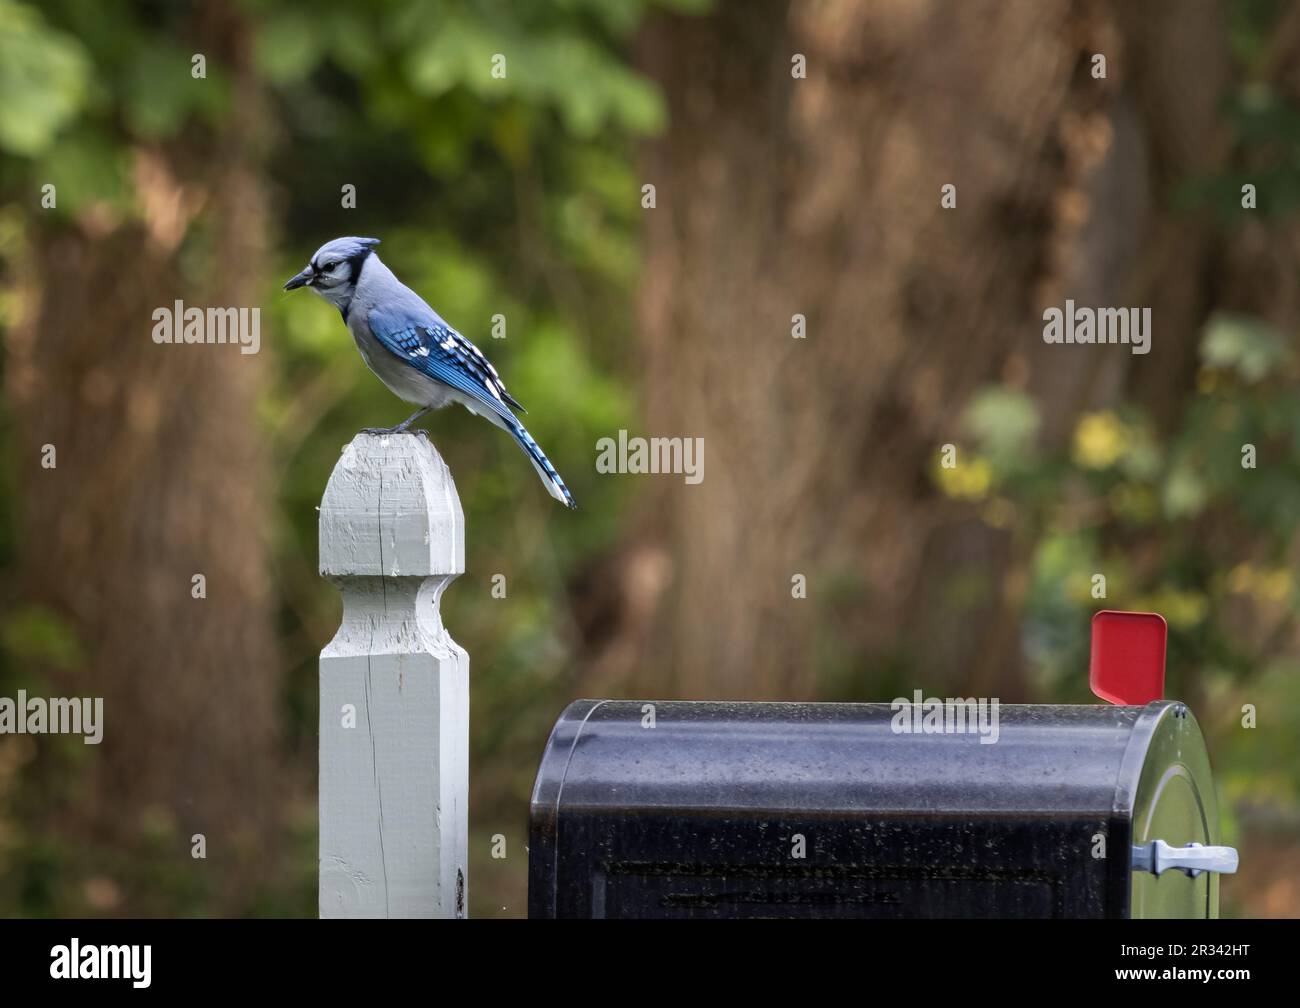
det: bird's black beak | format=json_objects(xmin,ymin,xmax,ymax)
[{"xmin": 283, "ymin": 267, "xmax": 314, "ymax": 291}]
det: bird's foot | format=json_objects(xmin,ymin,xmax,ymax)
[
  {"xmin": 360, "ymin": 408, "xmax": 432, "ymax": 437},
  {"xmin": 391, "ymin": 407, "xmax": 432, "ymax": 434}
]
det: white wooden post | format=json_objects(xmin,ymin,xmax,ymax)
[{"xmin": 318, "ymin": 431, "xmax": 469, "ymax": 918}]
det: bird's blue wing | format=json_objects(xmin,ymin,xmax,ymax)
[
  {"xmin": 367, "ymin": 304, "xmax": 526, "ymax": 420},
  {"xmin": 367, "ymin": 301, "xmax": 576, "ymax": 508}
]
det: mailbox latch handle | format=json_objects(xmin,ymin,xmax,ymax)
[{"xmin": 1131, "ymin": 839, "xmax": 1239, "ymax": 878}]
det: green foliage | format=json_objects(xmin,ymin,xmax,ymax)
[
  {"xmin": 1186, "ymin": 2, "xmax": 1300, "ymax": 217},
  {"xmin": 963, "ymin": 387, "xmax": 1041, "ymax": 471},
  {"xmin": 0, "ymin": 0, "xmax": 89, "ymax": 155},
  {"xmin": 951, "ymin": 310, "xmax": 1300, "ymax": 810},
  {"xmin": 1227, "ymin": 0, "xmax": 1284, "ymax": 64},
  {"xmin": 1201, "ymin": 312, "xmax": 1289, "ymax": 382},
  {"xmin": 1, "ymin": 606, "xmax": 83, "ymax": 671},
  {"xmin": 122, "ymin": 43, "xmax": 229, "ymax": 138},
  {"xmin": 251, "ymin": 0, "xmax": 675, "ymax": 918},
  {"xmin": 250, "ymin": 0, "xmax": 667, "ymax": 139},
  {"xmin": 0, "ymin": 0, "xmax": 693, "ymax": 918},
  {"xmin": 1213, "ymin": 659, "xmax": 1300, "ymax": 803}
]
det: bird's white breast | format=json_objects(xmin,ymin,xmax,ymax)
[
  {"xmin": 347, "ymin": 312, "xmax": 453, "ymax": 409},
  {"xmin": 344, "ymin": 253, "xmax": 458, "ymax": 410}
]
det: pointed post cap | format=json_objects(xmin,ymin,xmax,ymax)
[{"xmin": 319, "ymin": 431, "xmax": 464, "ymax": 578}]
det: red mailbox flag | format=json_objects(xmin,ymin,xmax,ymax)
[{"xmin": 1089, "ymin": 610, "xmax": 1167, "ymax": 706}]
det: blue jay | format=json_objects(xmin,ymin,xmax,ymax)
[{"xmin": 285, "ymin": 236, "xmax": 575, "ymax": 508}]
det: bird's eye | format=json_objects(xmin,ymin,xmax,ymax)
[{"xmin": 322, "ymin": 260, "xmax": 340, "ymax": 271}]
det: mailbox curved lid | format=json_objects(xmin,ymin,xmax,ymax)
[
  {"xmin": 1121, "ymin": 701, "xmax": 1221, "ymax": 918},
  {"xmin": 531, "ymin": 698, "xmax": 1216, "ymax": 819}
]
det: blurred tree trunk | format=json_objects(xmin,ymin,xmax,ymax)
[
  {"xmin": 580, "ymin": 0, "xmax": 1232, "ymax": 701},
  {"xmin": 4, "ymin": 8, "xmax": 280, "ymax": 914}
]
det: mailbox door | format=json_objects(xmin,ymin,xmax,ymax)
[{"xmin": 1122, "ymin": 703, "xmax": 1220, "ymax": 919}]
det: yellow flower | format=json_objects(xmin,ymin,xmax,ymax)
[
  {"xmin": 1225, "ymin": 564, "xmax": 1292, "ymax": 604},
  {"xmin": 935, "ymin": 455, "xmax": 993, "ymax": 501},
  {"xmin": 1259, "ymin": 569, "xmax": 1292, "ymax": 604},
  {"xmin": 1226, "ymin": 563, "xmax": 1255, "ymax": 594},
  {"xmin": 1135, "ymin": 588, "xmax": 1207, "ymax": 630},
  {"xmin": 1073, "ymin": 411, "xmax": 1126, "ymax": 469}
]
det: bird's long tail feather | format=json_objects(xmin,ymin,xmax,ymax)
[{"xmin": 509, "ymin": 421, "xmax": 576, "ymax": 509}]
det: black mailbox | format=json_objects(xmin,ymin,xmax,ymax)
[{"xmin": 528, "ymin": 698, "xmax": 1235, "ymax": 918}]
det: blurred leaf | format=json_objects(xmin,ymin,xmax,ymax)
[
  {"xmin": 38, "ymin": 130, "xmax": 133, "ymax": 217},
  {"xmin": 1230, "ymin": 83, "xmax": 1300, "ymax": 144},
  {"xmin": 1163, "ymin": 457, "xmax": 1209, "ymax": 518},
  {"xmin": 1201, "ymin": 312, "xmax": 1289, "ymax": 382},
  {"xmin": 0, "ymin": 0, "xmax": 89, "ymax": 155},
  {"xmin": 252, "ymin": 11, "xmax": 324, "ymax": 84},
  {"xmin": 963, "ymin": 386, "xmax": 1040, "ymax": 467},
  {"xmin": 123, "ymin": 43, "xmax": 228, "ymax": 138},
  {"xmin": 1, "ymin": 605, "xmax": 83, "ymax": 670}
]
